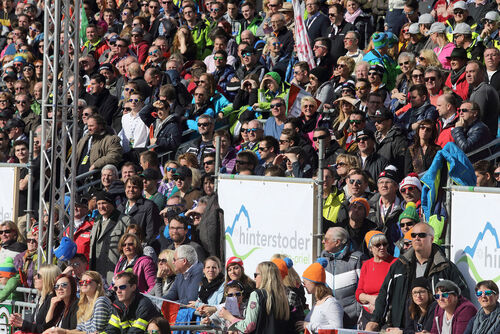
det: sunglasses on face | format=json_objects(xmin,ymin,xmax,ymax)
[
  {"xmin": 412, "ymin": 74, "xmax": 424, "ymax": 78},
  {"xmin": 349, "ymin": 119, "xmax": 362, "ymax": 124},
  {"xmin": 79, "ymin": 279, "xmax": 93, "ymax": 286},
  {"xmin": 203, "ymin": 160, "xmax": 215, "ymax": 165},
  {"xmin": 158, "ymin": 258, "xmax": 169, "ymax": 264},
  {"xmin": 399, "ymin": 60, "xmax": 410, "ymax": 66},
  {"xmin": 357, "ymin": 136, "xmax": 370, "ymax": 142},
  {"xmin": 0, "ymin": 229, "xmax": 12, "ymax": 234},
  {"xmin": 476, "ymin": 290, "xmax": 497, "ymax": 297},
  {"xmin": 425, "ymin": 76, "xmax": 436, "ymax": 82},
  {"xmin": 411, "ymin": 232, "xmax": 428, "ymax": 238},
  {"xmin": 124, "ymin": 107, "xmax": 132, "ymax": 112},
  {"xmin": 399, "ymin": 221, "xmax": 415, "ymax": 228},
  {"xmin": 128, "ymin": 98, "xmax": 140, "ymax": 103},
  {"xmin": 279, "ymin": 139, "xmax": 289, "ymax": 144},
  {"xmin": 313, "ymin": 134, "xmax": 328, "ymax": 141},
  {"xmin": 272, "ymin": 42, "xmax": 282, "ymax": 47},
  {"xmin": 459, "ymin": 108, "xmax": 475, "ymax": 113},
  {"xmin": 227, "ymin": 292, "xmax": 243, "ymax": 297},
  {"xmin": 124, "ymin": 87, "xmax": 135, "ymax": 92},
  {"xmin": 214, "ymin": 56, "xmax": 224, "ymax": 60},
  {"xmin": 270, "ymin": 102, "xmax": 282, "ymax": 108},
  {"xmin": 242, "ymin": 52, "xmax": 253, "ymax": 57},
  {"xmin": 122, "ymin": 242, "xmax": 135, "ymax": 248},
  {"xmin": 244, "ymin": 128, "xmax": 259, "ymax": 133},
  {"xmin": 348, "ymin": 179, "xmax": 362, "ymax": 186},
  {"xmin": 434, "ymin": 291, "xmax": 455, "ymax": 299},
  {"xmin": 401, "ymin": 186, "xmax": 417, "ymax": 193},
  {"xmin": 149, "ymin": 50, "xmax": 160, "ymax": 55},
  {"xmin": 198, "ymin": 122, "xmax": 211, "ymax": 128},
  {"xmin": 54, "ymin": 282, "xmax": 69, "ymax": 290},
  {"xmin": 373, "ymin": 242, "xmax": 388, "ymax": 248},
  {"xmin": 27, "ymin": 238, "xmax": 37, "ymax": 243},
  {"xmin": 166, "ymin": 167, "xmax": 177, "ymax": 172},
  {"xmin": 113, "ymin": 284, "xmax": 128, "ymax": 291}
]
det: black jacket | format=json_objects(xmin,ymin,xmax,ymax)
[
  {"xmin": 139, "ymin": 104, "xmax": 182, "ymax": 154},
  {"xmin": 22, "ymin": 292, "xmax": 54, "ymax": 333},
  {"xmin": 117, "ymin": 197, "xmax": 162, "ymax": 245},
  {"xmin": 403, "ymin": 299, "xmax": 437, "ymax": 334},
  {"xmin": 2, "ymin": 239, "xmax": 27, "ymax": 252},
  {"xmin": 305, "ymin": 12, "xmax": 330, "ymax": 43},
  {"xmin": 370, "ymin": 244, "xmax": 470, "ymax": 328},
  {"xmin": 43, "ymin": 299, "xmax": 78, "ymax": 330},
  {"xmin": 327, "ymin": 20, "xmax": 356, "ymax": 64},
  {"xmin": 375, "ymin": 126, "xmax": 408, "ymax": 177},
  {"xmin": 104, "ymin": 292, "xmax": 161, "ymax": 334},
  {"xmin": 90, "ymin": 88, "xmax": 119, "ymax": 126},
  {"xmin": 451, "ymin": 119, "xmax": 492, "ymax": 154},
  {"xmin": 358, "ymin": 151, "xmax": 389, "ymax": 182}
]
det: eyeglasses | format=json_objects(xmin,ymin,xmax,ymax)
[
  {"xmin": 203, "ymin": 160, "xmax": 215, "ymax": 165},
  {"xmin": 244, "ymin": 128, "xmax": 259, "ymax": 133},
  {"xmin": 412, "ymin": 289, "xmax": 428, "ymax": 296},
  {"xmin": 424, "ymin": 76, "xmax": 436, "ymax": 82},
  {"xmin": 348, "ymin": 179, "xmax": 362, "ymax": 186},
  {"xmin": 336, "ymin": 162, "xmax": 346, "ymax": 168},
  {"xmin": 476, "ymin": 290, "xmax": 497, "ymax": 297},
  {"xmin": 459, "ymin": 108, "xmax": 476, "ymax": 113},
  {"xmin": 279, "ymin": 139, "xmax": 290, "ymax": 144},
  {"xmin": 79, "ymin": 279, "xmax": 93, "ymax": 286},
  {"xmin": 434, "ymin": 292, "xmax": 455, "ymax": 299},
  {"xmin": 198, "ymin": 122, "xmax": 211, "ymax": 128},
  {"xmin": 113, "ymin": 284, "xmax": 129, "ymax": 291},
  {"xmin": 368, "ymin": 72, "xmax": 379, "ymax": 76},
  {"xmin": 122, "ymin": 242, "xmax": 135, "ymax": 247},
  {"xmin": 411, "ymin": 232, "xmax": 428, "ymax": 238},
  {"xmin": 27, "ymin": 238, "xmax": 37, "ymax": 243},
  {"xmin": 253, "ymin": 272, "xmax": 261, "ymax": 278},
  {"xmin": 401, "ymin": 186, "xmax": 417, "ymax": 194},
  {"xmin": 484, "ymin": 19, "xmax": 495, "ymax": 25},
  {"xmin": 0, "ymin": 229, "xmax": 12, "ymax": 234},
  {"xmin": 373, "ymin": 242, "xmax": 388, "ymax": 248},
  {"xmin": 400, "ymin": 221, "xmax": 415, "ymax": 228},
  {"xmin": 270, "ymin": 102, "xmax": 282, "ymax": 108},
  {"xmin": 54, "ymin": 282, "xmax": 69, "ymax": 290},
  {"xmin": 313, "ymin": 134, "xmax": 328, "ymax": 141},
  {"xmin": 236, "ymin": 160, "xmax": 250, "ymax": 165},
  {"xmin": 166, "ymin": 167, "xmax": 177, "ymax": 172},
  {"xmin": 210, "ymin": 7, "xmax": 220, "ymax": 11},
  {"xmin": 398, "ymin": 61, "xmax": 410, "ymax": 66},
  {"xmin": 349, "ymin": 119, "xmax": 362, "ymax": 124},
  {"xmin": 227, "ymin": 292, "xmax": 243, "ymax": 297}
]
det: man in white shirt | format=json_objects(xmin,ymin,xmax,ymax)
[{"xmin": 119, "ymin": 94, "xmax": 149, "ymax": 153}]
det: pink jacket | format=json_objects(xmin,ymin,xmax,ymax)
[
  {"xmin": 114, "ymin": 255, "xmax": 157, "ymax": 293},
  {"xmin": 434, "ymin": 43, "xmax": 455, "ymax": 70},
  {"xmin": 430, "ymin": 296, "xmax": 477, "ymax": 334}
]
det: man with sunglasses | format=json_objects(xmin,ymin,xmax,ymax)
[
  {"xmin": 373, "ymin": 108, "xmax": 407, "ymax": 175},
  {"xmin": 176, "ymin": 115, "xmax": 215, "ymax": 162},
  {"xmin": 239, "ymin": 119, "xmax": 263, "ymax": 155},
  {"xmin": 235, "ymin": 46, "xmax": 266, "ymax": 83},
  {"xmin": 366, "ymin": 223, "xmax": 469, "ymax": 331},
  {"xmin": 15, "ymin": 93, "xmax": 39, "ymax": 135},
  {"xmin": 479, "ymin": 12, "xmax": 500, "ymax": 49},
  {"xmin": 170, "ymin": 166, "xmax": 201, "ymax": 209},
  {"xmin": 399, "ymin": 174, "xmax": 422, "ymax": 208},
  {"xmin": 451, "ymin": 100, "xmax": 492, "ymax": 154},
  {"xmin": 104, "ymin": 272, "xmax": 160, "ymax": 334},
  {"xmin": 355, "ymin": 129, "xmax": 388, "ymax": 182},
  {"xmin": 313, "ymin": 127, "xmax": 344, "ymax": 168},
  {"xmin": 263, "ymin": 97, "xmax": 286, "ymax": 139}
]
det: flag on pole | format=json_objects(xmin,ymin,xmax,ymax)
[
  {"xmin": 142, "ymin": 293, "xmax": 181, "ymax": 325},
  {"xmin": 80, "ymin": 2, "xmax": 89, "ymax": 45},
  {"xmin": 287, "ymin": 83, "xmax": 321, "ymax": 117},
  {"xmin": 292, "ymin": 0, "xmax": 315, "ymax": 70}
]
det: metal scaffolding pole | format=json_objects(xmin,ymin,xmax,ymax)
[{"xmin": 38, "ymin": 0, "xmax": 80, "ymax": 267}]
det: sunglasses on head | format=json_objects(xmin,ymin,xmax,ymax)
[{"xmin": 476, "ymin": 290, "xmax": 497, "ymax": 297}]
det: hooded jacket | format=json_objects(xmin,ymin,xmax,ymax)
[
  {"xmin": 370, "ymin": 244, "xmax": 470, "ymax": 328},
  {"xmin": 430, "ymin": 296, "xmax": 477, "ymax": 334},
  {"xmin": 114, "ymin": 256, "xmax": 157, "ymax": 294},
  {"xmin": 139, "ymin": 104, "xmax": 182, "ymax": 154}
]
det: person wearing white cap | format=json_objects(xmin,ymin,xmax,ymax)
[
  {"xmin": 479, "ymin": 11, "xmax": 500, "ymax": 48},
  {"xmin": 406, "ymin": 23, "xmax": 427, "ymax": 55},
  {"xmin": 418, "ymin": 14, "xmax": 439, "ymax": 50},
  {"xmin": 452, "ymin": 22, "xmax": 485, "ymax": 62},
  {"xmin": 429, "ymin": 22, "xmax": 456, "ymax": 69}
]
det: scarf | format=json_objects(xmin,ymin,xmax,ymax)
[
  {"xmin": 301, "ymin": 112, "xmax": 320, "ymax": 133},
  {"xmin": 344, "ymin": 8, "xmax": 362, "ymax": 24},
  {"xmin": 472, "ymin": 302, "xmax": 500, "ymax": 334},
  {"xmin": 450, "ymin": 66, "xmax": 465, "ymax": 85},
  {"xmin": 198, "ymin": 273, "xmax": 224, "ymax": 304}
]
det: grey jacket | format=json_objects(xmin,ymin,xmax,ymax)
[
  {"xmin": 89, "ymin": 209, "xmax": 132, "ymax": 284},
  {"xmin": 321, "ymin": 247, "xmax": 367, "ymax": 328}
]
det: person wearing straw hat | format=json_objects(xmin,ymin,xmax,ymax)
[{"xmin": 297, "ymin": 259, "xmax": 343, "ymax": 333}]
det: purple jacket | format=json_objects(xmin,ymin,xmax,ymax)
[
  {"xmin": 114, "ymin": 256, "xmax": 157, "ymax": 293},
  {"xmin": 431, "ymin": 296, "xmax": 477, "ymax": 334}
]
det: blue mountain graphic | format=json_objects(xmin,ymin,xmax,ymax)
[
  {"xmin": 463, "ymin": 222, "xmax": 500, "ymax": 258},
  {"xmin": 225, "ymin": 205, "xmax": 251, "ymax": 236}
]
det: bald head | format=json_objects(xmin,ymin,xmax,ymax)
[{"xmin": 127, "ymin": 62, "xmax": 143, "ymax": 78}]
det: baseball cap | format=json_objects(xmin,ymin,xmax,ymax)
[
  {"xmin": 174, "ymin": 166, "xmax": 192, "ymax": 179},
  {"xmin": 372, "ymin": 107, "xmax": 393, "ymax": 121},
  {"xmin": 408, "ymin": 23, "xmax": 420, "ymax": 35},
  {"xmin": 453, "ymin": 22, "xmax": 472, "ymax": 35},
  {"xmin": 99, "ymin": 63, "xmax": 115, "ymax": 72},
  {"xmin": 4, "ymin": 118, "xmax": 25, "ymax": 130},
  {"xmin": 453, "ymin": 1, "xmax": 467, "ymax": 10},
  {"xmin": 355, "ymin": 129, "xmax": 375, "ymax": 141},
  {"xmin": 418, "ymin": 13, "xmax": 434, "ymax": 24},
  {"xmin": 428, "ymin": 22, "xmax": 446, "ymax": 34},
  {"xmin": 140, "ymin": 168, "xmax": 162, "ymax": 180},
  {"xmin": 483, "ymin": 11, "xmax": 500, "ymax": 23}
]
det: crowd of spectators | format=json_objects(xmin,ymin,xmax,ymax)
[{"xmin": 0, "ymin": 0, "xmax": 499, "ymax": 332}]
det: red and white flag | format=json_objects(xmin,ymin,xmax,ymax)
[
  {"xmin": 293, "ymin": 0, "xmax": 315, "ymax": 69},
  {"xmin": 142, "ymin": 294, "xmax": 181, "ymax": 325},
  {"xmin": 287, "ymin": 83, "xmax": 321, "ymax": 117}
]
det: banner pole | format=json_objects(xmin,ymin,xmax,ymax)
[
  {"xmin": 316, "ymin": 139, "xmax": 325, "ymax": 257},
  {"xmin": 214, "ymin": 136, "xmax": 221, "ymax": 193}
]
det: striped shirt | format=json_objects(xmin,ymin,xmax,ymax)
[{"xmin": 76, "ymin": 296, "xmax": 112, "ymax": 333}]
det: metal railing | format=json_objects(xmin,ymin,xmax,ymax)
[{"xmin": 466, "ymin": 137, "xmax": 500, "ymax": 163}]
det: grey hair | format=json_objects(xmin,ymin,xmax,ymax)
[
  {"xmin": 369, "ymin": 233, "xmax": 388, "ymax": 248},
  {"xmin": 176, "ymin": 244, "xmax": 198, "ymax": 265},
  {"xmin": 197, "ymin": 196, "xmax": 210, "ymax": 206},
  {"xmin": 102, "ymin": 164, "xmax": 119, "ymax": 178},
  {"xmin": 327, "ymin": 227, "xmax": 349, "ymax": 244},
  {"xmin": 78, "ymin": 99, "xmax": 87, "ymax": 107},
  {"xmin": 398, "ymin": 52, "xmax": 415, "ymax": 64}
]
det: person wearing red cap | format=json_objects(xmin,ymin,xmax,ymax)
[
  {"xmin": 297, "ymin": 260, "xmax": 343, "ymax": 333},
  {"xmin": 225, "ymin": 256, "xmax": 256, "ymax": 300}
]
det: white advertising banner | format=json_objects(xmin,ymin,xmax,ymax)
[
  {"xmin": 0, "ymin": 167, "xmax": 18, "ymax": 222},
  {"xmin": 218, "ymin": 177, "xmax": 317, "ymax": 278},
  {"xmin": 451, "ymin": 189, "xmax": 500, "ymax": 304}
]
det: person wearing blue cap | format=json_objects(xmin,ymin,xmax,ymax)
[{"xmin": 363, "ymin": 32, "xmax": 400, "ymax": 91}]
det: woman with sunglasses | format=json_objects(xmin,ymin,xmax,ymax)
[
  {"xmin": 404, "ymin": 119, "xmax": 440, "ymax": 175},
  {"xmin": 464, "ymin": 280, "xmax": 500, "ymax": 334},
  {"xmin": 335, "ymin": 154, "xmax": 361, "ymax": 191},
  {"xmin": 150, "ymin": 249, "xmax": 177, "ymax": 297},
  {"xmin": 147, "ymin": 317, "xmax": 171, "ymax": 334},
  {"xmin": 225, "ymin": 257, "xmax": 255, "ymax": 300},
  {"xmin": 113, "ymin": 233, "xmax": 157, "ymax": 293},
  {"xmin": 356, "ymin": 231, "xmax": 397, "ymax": 328},
  {"xmin": 219, "ymin": 261, "xmax": 293, "ymax": 333},
  {"xmin": 75, "ymin": 271, "xmax": 112, "ymax": 334},
  {"xmin": 430, "ymin": 279, "xmax": 477, "ymax": 334},
  {"xmin": 159, "ymin": 160, "xmax": 179, "ymax": 197},
  {"xmin": 307, "ymin": 67, "xmax": 335, "ymax": 109},
  {"xmin": 9, "ymin": 264, "xmax": 62, "ymax": 333},
  {"xmin": 13, "ymin": 228, "xmax": 41, "ymax": 287},
  {"xmin": 392, "ymin": 52, "xmax": 415, "ymax": 111},
  {"xmin": 44, "ymin": 274, "xmax": 79, "ymax": 331}
]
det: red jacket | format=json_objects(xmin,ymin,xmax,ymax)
[
  {"xmin": 436, "ymin": 112, "xmax": 459, "ymax": 148},
  {"xmin": 445, "ymin": 71, "xmax": 469, "ymax": 101},
  {"xmin": 129, "ymin": 41, "xmax": 150, "ymax": 64},
  {"xmin": 64, "ymin": 218, "xmax": 94, "ymax": 260}
]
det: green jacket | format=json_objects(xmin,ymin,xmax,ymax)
[
  {"xmin": 236, "ymin": 16, "xmax": 264, "ymax": 44},
  {"xmin": 256, "ymin": 86, "xmax": 290, "ymax": 111},
  {"xmin": 191, "ymin": 20, "xmax": 213, "ymax": 60},
  {"xmin": 0, "ymin": 274, "xmax": 22, "ymax": 303}
]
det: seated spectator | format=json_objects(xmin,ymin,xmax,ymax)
[
  {"xmin": 170, "ymin": 166, "xmax": 202, "ymax": 209},
  {"xmin": 165, "ymin": 244, "xmax": 204, "ymax": 304},
  {"xmin": 236, "ymin": 150, "xmax": 260, "ymax": 175},
  {"xmin": 76, "ymin": 271, "xmax": 112, "ymax": 333},
  {"xmin": 307, "ymin": 67, "xmax": 335, "ymax": 109},
  {"xmin": 117, "ymin": 175, "xmax": 162, "ymax": 245},
  {"xmin": 355, "ymin": 129, "xmax": 389, "ymax": 182},
  {"xmin": 263, "ymin": 97, "xmax": 287, "ymax": 140},
  {"xmin": 225, "ymin": 257, "xmax": 256, "ymax": 300},
  {"xmin": 398, "ymin": 84, "xmax": 438, "ymax": 139},
  {"xmin": 464, "ymin": 280, "xmax": 500, "ymax": 334},
  {"xmin": 150, "ymin": 249, "xmax": 177, "ymax": 297},
  {"xmin": 300, "ymin": 260, "xmax": 344, "ymax": 332},
  {"xmin": 44, "ymin": 274, "xmax": 79, "ymax": 331},
  {"xmin": 214, "ymin": 130, "xmax": 237, "ymax": 174},
  {"xmin": 451, "ymin": 100, "xmax": 492, "ymax": 154},
  {"xmin": 13, "ymin": 228, "xmax": 41, "ymax": 287},
  {"xmin": 188, "ymin": 256, "xmax": 225, "ymax": 308},
  {"xmin": 338, "ymin": 197, "xmax": 377, "ymax": 255},
  {"xmin": 166, "ymin": 214, "xmax": 206, "ymax": 261},
  {"xmin": 436, "ymin": 93, "xmax": 460, "ymax": 148},
  {"xmin": 404, "ymin": 119, "xmax": 441, "ymax": 175},
  {"xmin": 147, "ymin": 317, "xmax": 171, "ymax": 334},
  {"xmin": 335, "ymin": 154, "xmax": 361, "ymax": 190},
  {"xmin": 0, "ymin": 220, "xmax": 26, "ymax": 262},
  {"xmin": 356, "ymin": 231, "xmax": 397, "ymax": 328},
  {"xmin": 430, "ymin": 280, "xmax": 477, "ymax": 334},
  {"xmin": 114, "ymin": 233, "xmax": 156, "ymax": 293},
  {"xmin": 126, "ymin": 224, "xmax": 158, "ymax": 262},
  {"xmin": 474, "ymin": 160, "xmax": 498, "ymax": 187},
  {"xmin": 321, "ymin": 227, "xmax": 367, "ymax": 328},
  {"xmin": 176, "ymin": 114, "xmax": 215, "ymax": 162},
  {"xmin": 104, "ymin": 272, "xmax": 161, "ymax": 334},
  {"xmin": 140, "ymin": 168, "xmax": 167, "ymax": 211},
  {"xmin": 0, "ymin": 257, "xmax": 22, "ymax": 302},
  {"xmin": 9, "ymin": 264, "xmax": 62, "ymax": 333}
]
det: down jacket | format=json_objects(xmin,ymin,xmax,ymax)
[
  {"xmin": 139, "ymin": 104, "xmax": 182, "ymax": 154},
  {"xmin": 450, "ymin": 119, "xmax": 492, "ymax": 154},
  {"xmin": 370, "ymin": 244, "xmax": 470, "ymax": 328}
]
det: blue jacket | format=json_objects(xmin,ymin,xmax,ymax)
[
  {"xmin": 451, "ymin": 119, "xmax": 492, "ymax": 154},
  {"xmin": 164, "ymin": 261, "xmax": 204, "ymax": 304},
  {"xmin": 421, "ymin": 142, "xmax": 476, "ymax": 221}
]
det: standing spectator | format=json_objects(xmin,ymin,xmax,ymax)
[
  {"xmin": 338, "ymin": 196, "xmax": 377, "ymax": 255},
  {"xmin": 139, "ymin": 100, "xmax": 181, "ymax": 154},
  {"xmin": 436, "ymin": 93, "xmax": 460, "ymax": 148},
  {"xmin": 87, "ymin": 74, "xmax": 119, "ymax": 126},
  {"xmin": 445, "ymin": 48, "xmax": 470, "ymax": 100}
]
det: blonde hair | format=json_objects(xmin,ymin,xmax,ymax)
[
  {"xmin": 271, "ymin": 254, "xmax": 301, "ymax": 288},
  {"xmin": 336, "ymin": 153, "xmax": 361, "ymax": 170},
  {"xmin": 337, "ymin": 56, "xmax": 356, "ymax": 75},
  {"xmin": 301, "ymin": 96, "xmax": 317, "ymax": 109},
  {"xmin": 38, "ymin": 264, "xmax": 62, "ymax": 303},
  {"xmin": 257, "ymin": 261, "xmax": 290, "ymax": 321},
  {"xmin": 159, "ymin": 249, "xmax": 177, "ymax": 274},
  {"xmin": 77, "ymin": 271, "xmax": 105, "ymax": 322},
  {"xmin": 419, "ymin": 49, "xmax": 441, "ymax": 68}
]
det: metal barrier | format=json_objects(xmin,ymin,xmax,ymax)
[
  {"xmin": 170, "ymin": 324, "xmax": 223, "ymax": 333},
  {"xmin": 0, "ymin": 286, "xmax": 38, "ymax": 334}
]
